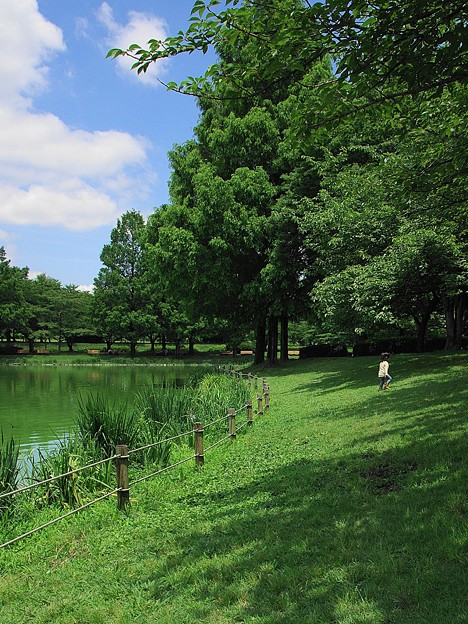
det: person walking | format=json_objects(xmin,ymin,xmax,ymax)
[{"xmin": 378, "ymin": 352, "xmax": 392, "ymax": 390}]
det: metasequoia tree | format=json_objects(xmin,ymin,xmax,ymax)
[
  {"xmin": 93, "ymin": 210, "xmax": 148, "ymax": 356},
  {"xmin": 0, "ymin": 247, "xmax": 29, "ymax": 343}
]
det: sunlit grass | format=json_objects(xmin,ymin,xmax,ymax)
[{"xmin": 0, "ymin": 352, "xmax": 466, "ymax": 624}]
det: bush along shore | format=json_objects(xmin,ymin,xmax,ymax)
[{"xmin": 0, "ymin": 353, "xmax": 467, "ymax": 624}]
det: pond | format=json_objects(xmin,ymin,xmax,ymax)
[{"xmin": 0, "ymin": 364, "xmax": 205, "ymax": 456}]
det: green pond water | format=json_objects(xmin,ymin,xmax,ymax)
[{"xmin": 0, "ymin": 364, "xmax": 201, "ymax": 456}]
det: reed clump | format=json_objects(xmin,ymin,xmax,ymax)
[
  {"xmin": 76, "ymin": 394, "xmax": 139, "ymax": 458},
  {"xmin": 0, "ymin": 432, "xmax": 19, "ymax": 515}
]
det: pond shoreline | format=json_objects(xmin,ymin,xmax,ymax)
[{"xmin": 3, "ymin": 362, "xmax": 209, "ymax": 367}]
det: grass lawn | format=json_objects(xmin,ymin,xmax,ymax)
[{"xmin": 0, "ymin": 352, "xmax": 466, "ymax": 623}]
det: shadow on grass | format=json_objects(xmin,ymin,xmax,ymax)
[
  {"xmin": 140, "ymin": 432, "xmax": 466, "ymax": 624},
  {"xmin": 292, "ymin": 362, "xmax": 468, "ymax": 454},
  {"xmin": 253, "ymin": 351, "xmax": 467, "ymax": 392},
  {"xmin": 137, "ymin": 349, "xmax": 467, "ymax": 623},
  {"xmin": 133, "ymin": 353, "xmax": 467, "ymax": 622}
]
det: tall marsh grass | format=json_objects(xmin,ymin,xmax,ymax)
[
  {"xmin": 0, "ymin": 432, "xmax": 19, "ymax": 514},
  {"xmin": 30, "ymin": 436, "xmax": 114, "ymax": 508},
  {"xmin": 194, "ymin": 373, "xmax": 251, "ymax": 427},
  {"xmin": 133, "ymin": 384, "xmax": 194, "ymax": 465},
  {"xmin": 76, "ymin": 394, "xmax": 139, "ymax": 458}
]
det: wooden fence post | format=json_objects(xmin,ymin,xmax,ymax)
[
  {"xmin": 254, "ymin": 375, "xmax": 258, "ymax": 389},
  {"xmin": 228, "ymin": 408, "xmax": 236, "ymax": 440},
  {"xmin": 194, "ymin": 422, "xmax": 204, "ymax": 468},
  {"xmin": 246, "ymin": 400, "xmax": 253, "ymax": 425},
  {"xmin": 115, "ymin": 444, "xmax": 129, "ymax": 510},
  {"xmin": 248, "ymin": 372, "xmax": 252, "ymax": 387},
  {"xmin": 264, "ymin": 389, "xmax": 270, "ymax": 410},
  {"xmin": 257, "ymin": 393, "xmax": 263, "ymax": 415}
]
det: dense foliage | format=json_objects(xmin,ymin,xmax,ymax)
[{"xmin": 1, "ymin": 1, "xmax": 467, "ymax": 357}]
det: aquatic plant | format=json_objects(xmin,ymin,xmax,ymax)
[
  {"xmin": 30, "ymin": 435, "xmax": 115, "ymax": 508},
  {"xmin": 0, "ymin": 432, "xmax": 19, "ymax": 513},
  {"xmin": 194, "ymin": 373, "xmax": 251, "ymax": 427},
  {"xmin": 76, "ymin": 394, "xmax": 139, "ymax": 458}
]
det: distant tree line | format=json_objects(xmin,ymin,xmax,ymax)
[{"xmin": 0, "ymin": 247, "xmax": 93, "ymax": 353}]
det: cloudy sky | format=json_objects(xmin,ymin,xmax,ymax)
[{"xmin": 0, "ymin": 0, "xmax": 213, "ymax": 290}]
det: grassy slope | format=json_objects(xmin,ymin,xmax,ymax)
[{"xmin": 0, "ymin": 353, "xmax": 466, "ymax": 624}]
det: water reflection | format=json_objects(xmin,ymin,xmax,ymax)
[{"xmin": 0, "ymin": 365, "xmax": 204, "ymax": 455}]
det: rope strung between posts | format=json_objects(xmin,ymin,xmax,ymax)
[
  {"xmin": 204, "ymin": 434, "xmax": 231, "ymax": 452},
  {"xmin": 0, "ymin": 371, "xmax": 268, "ymax": 548},
  {"xmin": 203, "ymin": 413, "xmax": 229, "ymax": 429},
  {"xmin": 0, "ymin": 453, "xmax": 119, "ymax": 501},
  {"xmin": 0, "ymin": 487, "xmax": 120, "ymax": 550},
  {"xmin": 129, "ymin": 454, "xmax": 197, "ymax": 487},
  {"xmin": 233, "ymin": 404, "xmax": 248, "ymax": 415},
  {"xmin": 127, "ymin": 429, "xmax": 194, "ymax": 456}
]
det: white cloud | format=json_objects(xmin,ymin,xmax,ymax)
[
  {"xmin": 97, "ymin": 2, "xmax": 170, "ymax": 86},
  {"xmin": 0, "ymin": 229, "xmax": 18, "ymax": 264},
  {"xmin": 0, "ymin": 0, "xmax": 156, "ymax": 231},
  {"xmin": 0, "ymin": 107, "xmax": 147, "ymax": 179},
  {"xmin": 27, "ymin": 270, "xmax": 42, "ymax": 280},
  {"xmin": 0, "ymin": 183, "xmax": 119, "ymax": 231},
  {"xmin": 77, "ymin": 284, "xmax": 95, "ymax": 293},
  {"xmin": 0, "ymin": 0, "xmax": 65, "ymax": 108},
  {"xmin": 75, "ymin": 16, "xmax": 90, "ymax": 40}
]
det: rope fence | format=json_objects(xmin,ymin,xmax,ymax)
[
  {"xmin": 203, "ymin": 413, "xmax": 230, "ymax": 429},
  {"xmin": 127, "ymin": 429, "xmax": 194, "ymax": 456},
  {"xmin": 204, "ymin": 435, "xmax": 232, "ymax": 452},
  {"xmin": 0, "ymin": 488, "xmax": 120, "ymax": 549},
  {"xmin": 0, "ymin": 453, "xmax": 119, "ymax": 501},
  {"xmin": 129, "ymin": 453, "xmax": 198, "ymax": 487},
  {"xmin": 0, "ymin": 368, "xmax": 270, "ymax": 549}
]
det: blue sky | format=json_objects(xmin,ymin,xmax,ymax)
[{"xmin": 0, "ymin": 0, "xmax": 215, "ymax": 289}]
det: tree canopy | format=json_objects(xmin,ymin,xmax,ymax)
[
  {"xmin": 2, "ymin": 1, "xmax": 466, "ymax": 358},
  {"xmin": 108, "ymin": 0, "xmax": 467, "ymax": 123}
]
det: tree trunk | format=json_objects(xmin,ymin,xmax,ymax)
[
  {"xmin": 149, "ymin": 336, "xmax": 156, "ymax": 352},
  {"xmin": 267, "ymin": 315, "xmax": 278, "ymax": 365},
  {"xmin": 455, "ymin": 292, "xmax": 467, "ymax": 349},
  {"xmin": 415, "ymin": 311, "xmax": 431, "ymax": 352},
  {"xmin": 280, "ymin": 313, "xmax": 289, "ymax": 362},
  {"xmin": 254, "ymin": 318, "xmax": 266, "ymax": 365},
  {"xmin": 161, "ymin": 333, "xmax": 167, "ymax": 351},
  {"xmin": 175, "ymin": 338, "xmax": 181, "ymax": 358},
  {"xmin": 444, "ymin": 296, "xmax": 456, "ymax": 349},
  {"xmin": 130, "ymin": 341, "xmax": 136, "ymax": 357}
]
